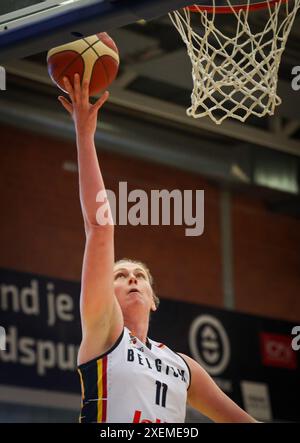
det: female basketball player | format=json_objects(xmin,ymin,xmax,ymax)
[{"xmin": 58, "ymin": 74, "xmax": 257, "ymax": 423}]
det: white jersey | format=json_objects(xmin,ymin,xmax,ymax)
[{"xmin": 77, "ymin": 327, "xmax": 191, "ymax": 423}]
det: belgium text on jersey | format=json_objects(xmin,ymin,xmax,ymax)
[
  {"xmin": 127, "ymin": 349, "xmax": 187, "ymax": 382},
  {"xmin": 95, "ymin": 182, "xmax": 204, "ymax": 237}
]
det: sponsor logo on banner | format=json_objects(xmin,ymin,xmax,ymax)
[
  {"xmin": 260, "ymin": 332, "xmax": 297, "ymax": 369},
  {"xmin": 189, "ymin": 315, "xmax": 230, "ymax": 376},
  {"xmin": 240, "ymin": 381, "xmax": 272, "ymax": 422}
]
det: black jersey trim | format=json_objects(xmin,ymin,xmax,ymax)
[
  {"xmin": 175, "ymin": 352, "xmax": 192, "ymax": 391},
  {"xmin": 77, "ymin": 328, "xmax": 125, "ymax": 370}
]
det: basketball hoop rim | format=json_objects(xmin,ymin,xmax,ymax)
[{"xmin": 187, "ymin": 0, "xmax": 287, "ymax": 14}]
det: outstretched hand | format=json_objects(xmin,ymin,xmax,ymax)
[{"xmin": 58, "ymin": 73, "xmax": 109, "ymax": 136}]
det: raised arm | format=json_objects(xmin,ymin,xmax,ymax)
[
  {"xmin": 179, "ymin": 353, "xmax": 258, "ymax": 423},
  {"xmin": 58, "ymin": 74, "xmax": 123, "ymax": 347},
  {"xmin": 59, "ymin": 74, "xmax": 111, "ymax": 229}
]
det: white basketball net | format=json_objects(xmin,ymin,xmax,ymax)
[{"xmin": 169, "ymin": 0, "xmax": 300, "ymax": 124}]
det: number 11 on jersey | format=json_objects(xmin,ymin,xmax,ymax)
[{"xmin": 155, "ymin": 381, "xmax": 168, "ymax": 407}]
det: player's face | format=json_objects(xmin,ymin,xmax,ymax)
[{"xmin": 113, "ymin": 262, "xmax": 156, "ymax": 314}]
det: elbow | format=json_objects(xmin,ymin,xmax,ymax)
[{"xmin": 84, "ymin": 206, "xmax": 114, "ymax": 236}]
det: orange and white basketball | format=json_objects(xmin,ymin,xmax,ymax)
[{"xmin": 47, "ymin": 33, "xmax": 119, "ymax": 96}]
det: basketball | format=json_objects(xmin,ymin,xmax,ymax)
[{"xmin": 47, "ymin": 33, "xmax": 119, "ymax": 96}]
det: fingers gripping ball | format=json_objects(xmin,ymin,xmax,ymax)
[{"xmin": 47, "ymin": 33, "xmax": 119, "ymax": 96}]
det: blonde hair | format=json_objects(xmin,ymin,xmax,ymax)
[{"xmin": 114, "ymin": 258, "xmax": 160, "ymax": 309}]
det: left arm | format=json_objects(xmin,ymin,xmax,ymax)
[{"xmin": 179, "ymin": 353, "xmax": 257, "ymax": 423}]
